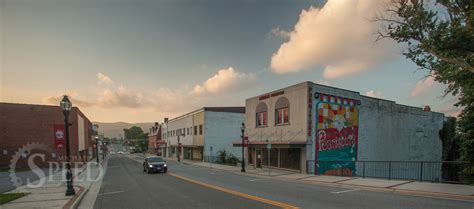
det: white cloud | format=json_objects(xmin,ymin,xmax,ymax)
[
  {"xmin": 42, "ymin": 91, "xmax": 93, "ymax": 107},
  {"xmin": 270, "ymin": 26, "xmax": 291, "ymax": 39},
  {"xmin": 192, "ymin": 67, "xmax": 255, "ymax": 95},
  {"xmin": 97, "ymin": 85, "xmax": 150, "ymax": 108},
  {"xmin": 411, "ymin": 76, "xmax": 436, "ymax": 97},
  {"xmin": 270, "ymin": 0, "xmax": 394, "ymax": 79},
  {"xmin": 366, "ymin": 90, "xmax": 383, "ymax": 98},
  {"xmin": 97, "ymin": 72, "xmax": 114, "ymax": 85}
]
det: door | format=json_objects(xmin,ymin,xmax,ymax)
[{"xmin": 256, "ymin": 149, "xmax": 262, "ymax": 168}]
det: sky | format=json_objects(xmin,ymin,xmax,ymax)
[{"xmin": 0, "ymin": 0, "xmax": 461, "ymax": 123}]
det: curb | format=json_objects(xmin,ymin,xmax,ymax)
[{"xmin": 63, "ymin": 186, "xmax": 85, "ymax": 209}]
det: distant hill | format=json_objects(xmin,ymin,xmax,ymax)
[{"xmin": 93, "ymin": 122, "xmax": 154, "ymax": 138}]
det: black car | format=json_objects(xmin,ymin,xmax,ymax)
[{"xmin": 143, "ymin": 156, "xmax": 167, "ymax": 174}]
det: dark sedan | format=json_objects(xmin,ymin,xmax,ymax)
[{"xmin": 143, "ymin": 156, "xmax": 168, "ymax": 174}]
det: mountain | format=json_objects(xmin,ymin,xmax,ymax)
[{"xmin": 93, "ymin": 122, "xmax": 154, "ymax": 138}]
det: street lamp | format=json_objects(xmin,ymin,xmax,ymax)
[
  {"xmin": 60, "ymin": 95, "xmax": 75, "ymax": 196},
  {"xmin": 177, "ymin": 133, "xmax": 184, "ymax": 162},
  {"xmin": 95, "ymin": 136, "xmax": 99, "ymax": 165},
  {"xmin": 240, "ymin": 122, "xmax": 245, "ymax": 172}
]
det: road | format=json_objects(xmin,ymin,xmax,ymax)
[{"xmin": 94, "ymin": 154, "xmax": 474, "ymax": 209}]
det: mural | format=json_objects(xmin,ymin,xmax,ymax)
[{"xmin": 315, "ymin": 94, "xmax": 359, "ymax": 176}]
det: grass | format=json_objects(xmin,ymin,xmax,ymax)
[{"xmin": 0, "ymin": 193, "xmax": 29, "ymax": 205}]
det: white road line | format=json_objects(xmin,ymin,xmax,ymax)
[
  {"xmin": 99, "ymin": 191, "xmax": 125, "ymax": 196},
  {"xmin": 331, "ymin": 189, "xmax": 359, "ymax": 194}
]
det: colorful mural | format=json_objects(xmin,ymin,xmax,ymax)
[{"xmin": 315, "ymin": 94, "xmax": 359, "ymax": 176}]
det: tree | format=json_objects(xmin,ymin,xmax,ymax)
[
  {"xmin": 376, "ymin": 0, "xmax": 473, "ymax": 162},
  {"xmin": 123, "ymin": 126, "xmax": 146, "ymax": 139}
]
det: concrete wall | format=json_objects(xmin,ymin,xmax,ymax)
[
  {"xmin": 308, "ymin": 82, "xmax": 444, "ymax": 178},
  {"xmin": 193, "ymin": 112, "xmax": 205, "ymax": 146},
  {"xmin": 245, "ymin": 82, "xmax": 309, "ymax": 143},
  {"xmin": 204, "ymin": 111, "xmax": 244, "ymax": 158}
]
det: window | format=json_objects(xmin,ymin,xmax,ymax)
[
  {"xmin": 256, "ymin": 102, "xmax": 268, "ymax": 128},
  {"xmin": 199, "ymin": 125, "xmax": 203, "ymax": 135},
  {"xmin": 276, "ymin": 107, "xmax": 289, "ymax": 125},
  {"xmin": 194, "ymin": 126, "xmax": 198, "ymax": 135},
  {"xmin": 275, "ymin": 97, "xmax": 290, "ymax": 125},
  {"xmin": 182, "ymin": 128, "xmax": 185, "ymax": 135},
  {"xmin": 256, "ymin": 112, "xmax": 267, "ymax": 127},
  {"xmin": 187, "ymin": 128, "xmax": 189, "ymax": 135}
]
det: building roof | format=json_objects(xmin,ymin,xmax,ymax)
[
  {"xmin": 203, "ymin": 107, "xmax": 245, "ymax": 113},
  {"xmin": 167, "ymin": 106, "xmax": 245, "ymax": 122}
]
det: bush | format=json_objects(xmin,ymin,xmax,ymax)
[{"xmin": 215, "ymin": 150, "xmax": 240, "ymax": 166}]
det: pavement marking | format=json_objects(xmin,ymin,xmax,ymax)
[
  {"xmin": 168, "ymin": 172, "xmax": 299, "ymax": 209},
  {"xmin": 331, "ymin": 189, "xmax": 359, "ymax": 194},
  {"xmin": 99, "ymin": 191, "xmax": 125, "ymax": 196},
  {"xmin": 107, "ymin": 166, "xmax": 120, "ymax": 169}
]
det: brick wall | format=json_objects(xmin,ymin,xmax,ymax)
[{"xmin": 0, "ymin": 103, "xmax": 93, "ymax": 168}]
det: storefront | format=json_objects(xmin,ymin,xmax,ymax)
[{"xmin": 237, "ymin": 141, "xmax": 306, "ymax": 171}]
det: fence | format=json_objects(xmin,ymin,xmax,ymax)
[{"xmin": 306, "ymin": 160, "xmax": 473, "ymax": 184}]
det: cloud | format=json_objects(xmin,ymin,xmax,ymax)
[
  {"xmin": 270, "ymin": 0, "xmax": 394, "ymax": 79},
  {"xmin": 97, "ymin": 85, "xmax": 150, "ymax": 108},
  {"xmin": 270, "ymin": 26, "xmax": 291, "ymax": 39},
  {"xmin": 42, "ymin": 92, "xmax": 94, "ymax": 108},
  {"xmin": 411, "ymin": 76, "xmax": 436, "ymax": 97},
  {"xmin": 192, "ymin": 67, "xmax": 255, "ymax": 95},
  {"xmin": 366, "ymin": 90, "xmax": 383, "ymax": 98},
  {"xmin": 97, "ymin": 72, "xmax": 113, "ymax": 85}
]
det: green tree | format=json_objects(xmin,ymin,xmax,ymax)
[
  {"xmin": 376, "ymin": 0, "xmax": 473, "ymax": 162},
  {"xmin": 123, "ymin": 126, "xmax": 145, "ymax": 139}
]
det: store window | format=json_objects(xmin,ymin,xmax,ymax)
[{"xmin": 256, "ymin": 102, "xmax": 268, "ymax": 127}]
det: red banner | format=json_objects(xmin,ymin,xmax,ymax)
[{"xmin": 54, "ymin": 124, "xmax": 66, "ymax": 149}]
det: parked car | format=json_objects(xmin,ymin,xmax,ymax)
[{"xmin": 143, "ymin": 156, "xmax": 167, "ymax": 174}]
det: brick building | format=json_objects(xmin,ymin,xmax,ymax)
[{"xmin": 0, "ymin": 103, "xmax": 95, "ymax": 168}]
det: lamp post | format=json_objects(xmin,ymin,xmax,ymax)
[
  {"xmin": 95, "ymin": 136, "xmax": 99, "ymax": 165},
  {"xmin": 177, "ymin": 133, "xmax": 184, "ymax": 162},
  {"xmin": 60, "ymin": 95, "xmax": 75, "ymax": 196},
  {"xmin": 240, "ymin": 123, "xmax": 245, "ymax": 172}
]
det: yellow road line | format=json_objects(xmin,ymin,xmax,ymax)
[{"xmin": 168, "ymin": 172, "xmax": 299, "ymax": 209}]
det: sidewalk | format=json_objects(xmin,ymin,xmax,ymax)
[
  {"xmin": 165, "ymin": 157, "xmax": 474, "ymax": 201},
  {"xmin": 0, "ymin": 157, "xmax": 108, "ymax": 209}
]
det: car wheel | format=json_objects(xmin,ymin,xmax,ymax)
[
  {"xmin": 147, "ymin": 168, "xmax": 152, "ymax": 174},
  {"xmin": 163, "ymin": 168, "xmax": 167, "ymax": 173}
]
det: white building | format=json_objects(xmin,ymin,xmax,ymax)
[{"xmin": 161, "ymin": 107, "xmax": 245, "ymax": 161}]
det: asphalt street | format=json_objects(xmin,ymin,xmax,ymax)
[
  {"xmin": 96, "ymin": 154, "xmax": 474, "ymax": 209},
  {"xmin": 94, "ymin": 154, "xmax": 279, "ymax": 209}
]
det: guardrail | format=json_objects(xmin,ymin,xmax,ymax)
[{"xmin": 306, "ymin": 160, "xmax": 473, "ymax": 184}]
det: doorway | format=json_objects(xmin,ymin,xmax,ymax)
[{"xmin": 256, "ymin": 149, "xmax": 262, "ymax": 168}]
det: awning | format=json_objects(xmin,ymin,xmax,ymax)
[{"xmin": 232, "ymin": 140, "xmax": 306, "ymax": 148}]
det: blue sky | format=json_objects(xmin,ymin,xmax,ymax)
[{"xmin": 0, "ymin": 0, "xmax": 460, "ymax": 122}]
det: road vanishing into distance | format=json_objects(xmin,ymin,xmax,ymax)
[{"xmin": 94, "ymin": 154, "xmax": 474, "ymax": 209}]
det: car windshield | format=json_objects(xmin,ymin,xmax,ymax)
[{"xmin": 148, "ymin": 157, "xmax": 164, "ymax": 163}]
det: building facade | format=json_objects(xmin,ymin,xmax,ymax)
[
  {"xmin": 241, "ymin": 82, "xmax": 445, "ymax": 174},
  {"xmin": 160, "ymin": 107, "xmax": 245, "ymax": 161},
  {"xmin": 0, "ymin": 103, "xmax": 95, "ymax": 168},
  {"xmin": 148, "ymin": 122, "xmax": 163, "ymax": 155}
]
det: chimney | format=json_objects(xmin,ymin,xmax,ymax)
[
  {"xmin": 155, "ymin": 122, "xmax": 159, "ymax": 126},
  {"xmin": 164, "ymin": 118, "xmax": 168, "ymax": 123},
  {"xmin": 423, "ymin": 105, "xmax": 431, "ymax": 112}
]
